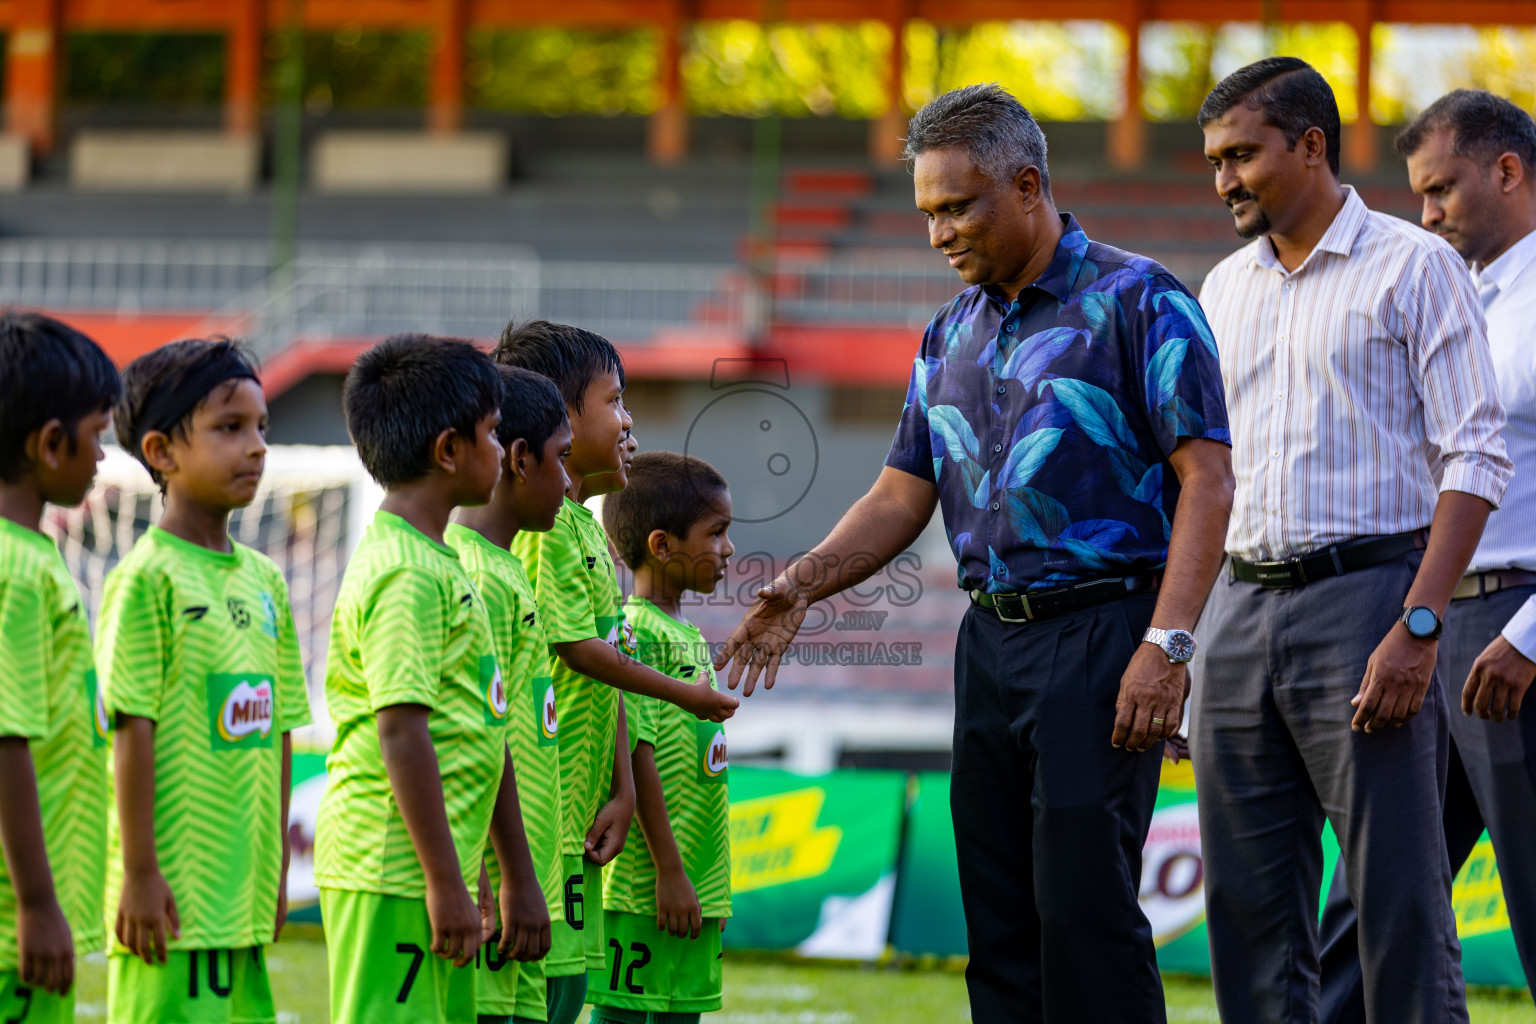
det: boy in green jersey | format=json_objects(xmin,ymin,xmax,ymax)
[
  {"xmin": 592, "ymin": 452, "xmax": 734, "ymax": 1023},
  {"xmin": 495, "ymin": 322, "xmax": 737, "ymax": 1024},
  {"xmin": 449, "ymin": 365, "xmax": 575, "ymax": 1023},
  {"xmin": 0, "ymin": 312, "xmax": 118, "ymax": 1024},
  {"xmin": 318, "ymin": 335, "xmax": 547, "ymax": 1024},
  {"xmin": 97, "ymin": 338, "xmax": 312, "ymax": 1024}
]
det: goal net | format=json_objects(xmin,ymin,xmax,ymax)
[{"xmin": 44, "ymin": 444, "xmax": 381, "ymax": 750}]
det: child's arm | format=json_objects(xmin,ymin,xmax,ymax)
[
  {"xmin": 584, "ymin": 697, "xmax": 636, "ymax": 866},
  {"xmin": 275, "ymin": 732, "xmax": 292, "ymax": 941},
  {"xmin": 113, "ymin": 714, "xmax": 179, "ymax": 965},
  {"xmin": 631, "ymin": 740, "xmax": 702, "ymax": 940},
  {"xmin": 487, "ymin": 746, "xmax": 551, "ymax": 963},
  {"xmin": 555, "ymin": 639, "xmax": 737, "ymax": 722},
  {"xmin": 377, "ymin": 704, "xmax": 482, "ymax": 967},
  {"xmin": 0, "ymin": 739, "xmax": 74, "ymax": 995}
]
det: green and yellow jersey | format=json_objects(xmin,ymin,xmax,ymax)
[
  {"xmin": 0, "ymin": 518, "xmax": 107, "ymax": 971},
  {"xmin": 444, "ymin": 523, "xmax": 564, "ymax": 922},
  {"xmin": 316, "ymin": 511, "xmax": 506, "ymax": 899},
  {"xmin": 510, "ymin": 498, "xmax": 627, "ymax": 856},
  {"xmin": 603, "ymin": 596, "xmax": 730, "ymax": 919},
  {"xmin": 96, "ymin": 527, "xmax": 311, "ymax": 951}
]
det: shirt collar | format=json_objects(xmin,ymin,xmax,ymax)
[
  {"xmin": 984, "ymin": 213, "xmax": 1091, "ymax": 308},
  {"xmin": 1249, "ymin": 185, "xmax": 1368, "ymax": 273},
  {"xmin": 1475, "ymin": 227, "xmax": 1536, "ymax": 292}
]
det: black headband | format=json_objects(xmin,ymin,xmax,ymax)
[{"xmin": 138, "ymin": 353, "xmax": 259, "ymax": 440}]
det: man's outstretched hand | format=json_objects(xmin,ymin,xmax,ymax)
[{"xmin": 714, "ymin": 577, "xmax": 810, "ymax": 697}]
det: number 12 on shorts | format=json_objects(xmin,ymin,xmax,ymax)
[{"xmin": 606, "ymin": 941, "xmax": 651, "ymax": 994}]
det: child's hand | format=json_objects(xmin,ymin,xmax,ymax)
[
  {"xmin": 498, "ymin": 877, "xmax": 552, "ymax": 962},
  {"xmin": 685, "ymin": 682, "xmax": 738, "ymax": 723},
  {"xmin": 656, "ymin": 867, "xmax": 702, "ymax": 940},
  {"xmin": 425, "ymin": 877, "xmax": 483, "ymax": 968},
  {"xmin": 477, "ymin": 861, "xmax": 496, "ymax": 943},
  {"xmin": 1162, "ymin": 734, "xmax": 1190, "ymax": 765},
  {"xmin": 17, "ymin": 898, "xmax": 75, "ymax": 995},
  {"xmin": 584, "ymin": 797, "xmax": 633, "ymax": 866},
  {"xmin": 115, "ymin": 866, "xmax": 179, "ymax": 965}
]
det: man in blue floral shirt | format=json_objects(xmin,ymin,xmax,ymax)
[{"xmin": 717, "ymin": 84, "xmax": 1234, "ymax": 1023}]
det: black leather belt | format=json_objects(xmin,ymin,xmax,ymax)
[
  {"xmin": 1453, "ymin": 569, "xmax": 1536, "ymax": 601},
  {"xmin": 969, "ymin": 574, "xmax": 1161, "ymax": 624},
  {"xmin": 1229, "ymin": 530, "xmax": 1428, "ymax": 589}
]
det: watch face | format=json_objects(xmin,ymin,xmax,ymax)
[
  {"xmin": 1405, "ymin": 606, "xmax": 1439, "ymax": 638},
  {"xmin": 1165, "ymin": 630, "xmax": 1197, "ymax": 663}
]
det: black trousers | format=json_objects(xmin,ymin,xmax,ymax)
[{"xmin": 950, "ymin": 594, "xmax": 1165, "ymax": 1024}]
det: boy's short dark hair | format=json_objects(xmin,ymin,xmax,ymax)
[
  {"xmin": 495, "ymin": 365, "xmax": 569, "ymax": 460},
  {"xmin": 344, "ymin": 333, "xmax": 503, "ymax": 487},
  {"xmin": 1395, "ymin": 89, "xmax": 1536, "ymax": 174},
  {"xmin": 1198, "ymin": 56, "xmax": 1342, "ymax": 176},
  {"xmin": 0, "ymin": 310, "xmax": 121, "ymax": 484},
  {"xmin": 602, "ymin": 451, "xmax": 728, "ymax": 571},
  {"xmin": 115, "ymin": 337, "xmax": 260, "ymax": 489},
  {"xmin": 493, "ymin": 319, "xmax": 625, "ymax": 412}
]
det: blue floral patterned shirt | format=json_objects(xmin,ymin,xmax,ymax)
[{"xmin": 885, "ymin": 215, "xmax": 1230, "ymax": 593}]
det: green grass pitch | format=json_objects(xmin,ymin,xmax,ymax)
[{"xmin": 67, "ymin": 933, "xmax": 1533, "ymax": 1022}]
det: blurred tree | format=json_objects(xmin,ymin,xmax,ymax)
[
  {"xmin": 1141, "ymin": 22, "xmax": 1214, "ymax": 122},
  {"xmin": 467, "ymin": 28, "xmax": 659, "ymax": 115},
  {"xmin": 904, "ymin": 21, "xmax": 1127, "ymax": 121},
  {"xmin": 1457, "ymin": 27, "xmax": 1536, "ymax": 111},
  {"xmin": 262, "ymin": 27, "xmax": 428, "ymax": 111},
  {"xmin": 683, "ymin": 21, "xmax": 890, "ymax": 117},
  {"xmin": 64, "ymin": 33, "xmax": 224, "ymax": 106},
  {"xmin": 1211, "ymin": 22, "xmax": 1358, "ymax": 120}
]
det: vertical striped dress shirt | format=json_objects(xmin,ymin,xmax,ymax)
[
  {"xmin": 1470, "ymin": 227, "xmax": 1536, "ymax": 660},
  {"xmin": 1199, "ymin": 186, "xmax": 1512, "ymax": 563}
]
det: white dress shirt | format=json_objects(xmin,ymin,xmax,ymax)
[
  {"xmin": 1471, "ymin": 227, "xmax": 1536, "ymax": 660},
  {"xmin": 1200, "ymin": 186, "xmax": 1512, "ymax": 563}
]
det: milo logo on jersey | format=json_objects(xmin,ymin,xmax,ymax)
[
  {"xmin": 531, "ymin": 676, "xmax": 558, "ymax": 747},
  {"xmin": 86, "ymin": 668, "xmax": 110, "ymax": 748},
  {"xmin": 697, "ymin": 720, "xmax": 728, "ymax": 784},
  {"xmin": 206, "ymin": 673, "xmax": 275, "ymax": 750},
  {"xmin": 603, "ymin": 615, "xmax": 639, "ymax": 658},
  {"xmin": 481, "ymin": 655, "xmax": 508, "ymax": 725}
]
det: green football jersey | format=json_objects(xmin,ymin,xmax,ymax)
[
  {"xmin": 444, "ymin": 523, "xmax": 564, "ymax": 922},
  {"xmin": 603, "ymin": 597, "xmax": 730, "ymax": 918},
  {"xmin": 96, "ymin": 527, "xmax": 311, "ymax": 951},
  {"xmin": 316, "ymin": 511, "xmax": 506, "ymax": 899},
  {"xmin": 510, "ymin": 498, "xmax": 626, "ymax": 857},
  {"xmin": 0, "ymin": 518, "xmax": 107, "ymax": 971}
]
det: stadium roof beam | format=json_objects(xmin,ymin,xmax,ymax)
[{"xmin": 5, "ymin": 0, "xmax": 1536, "ymax": 164}]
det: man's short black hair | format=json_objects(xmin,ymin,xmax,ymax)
[
  {"xmin": 1395, "ymin": 88, "xmax": 1536, "ymax": 176},
  {"xmin": 0, "ymin": 310, "xmax": 121, "ymax": 483},
  {"xmin": 602, "ymin": 451, "xmax": 728, "ymax": 571},
  {"xmin": 344, "ymin": 334, "xmax": 503, "ymax": 487},
  {"xmin": 493, "ymin": 319, "xmax": 625, "ymax": 413},
  {"xmin": 115, "ymin": 337, "xmax": 259, "ymax": 490},
  {"xmin": 495, "ymin": 364, "xmax": 568, "ymax": 461},
  {"xmin": 1198, "ymin": 56, "xmax": 1342, "ymax": 176}
]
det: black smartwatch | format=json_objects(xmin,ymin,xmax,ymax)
[{"xmin": 1400, "ymin": 605, "xmax": 1443, "ymax": 640}]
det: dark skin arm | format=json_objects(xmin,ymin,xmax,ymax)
[
  {"xmin": 715, "ymin": 467, "xmax": 939, "ymax": 695},
  {"xmin": 631, "ymin": 740, "xmax": 701, "ymax": 939},
  {"xmin": 0, "ymin": 739, "xmax": 74, "ymax": 995},
  {"xmin": 113, "ymin": 714, "xmax": 178, "ymax": 965},
  {"xmin": 275, "ymin": 733, "xmax": 292, "ymax": 941},
  {"xmin": 1462, "ymin": 633, "xmax": 1536, "ymax": 722},
  {"xmin": 584, "ymin": 699, "xmax": 635, "ymax": 867},
  {"xmin": 377, "ymin": 704, "xmax": 482, "ymax": 966},
  {"xmin": 1353, "ymin": 491, "xmax": 1493, "ymax": 732},
  {"xmin": 487, "ymin": 745, "xmax": 552, "ymax": 962},
  {"xmin": 1112, "ymin": 438, "xmax": 1234, "ymax": 754},
  {"xmin": 554, "ymin": 639, "xmax": 736, "ymax": 722}
]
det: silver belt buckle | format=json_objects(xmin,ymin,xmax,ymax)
[{"xmin": 995, "ymin": 592, "xmax": 1033, "ymax": 623}]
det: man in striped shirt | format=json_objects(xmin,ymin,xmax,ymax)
[
  {"xmin": 1191, "ymin": 58, "xmax": 1512, "ymax": 1024},
  {"xmin": 1318, "ymin": 89, "xmax": 1536, "ymax": 1021}
]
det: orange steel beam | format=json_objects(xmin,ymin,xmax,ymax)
[
  {"xmin": 5, "ymin": 0, "xmax": 61, "ymax": 153},
  {"xmin": 226, "ymin": 0, "xmax": 262, "ymax": 134},
  {"xmin": 428, "ymin": 0, "xmax": 467, "ymax": 132}
]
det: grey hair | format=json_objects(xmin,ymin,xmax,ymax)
[{"xmin": 902, "ymin": 83, "xmax": 1053, "ymax": 201}]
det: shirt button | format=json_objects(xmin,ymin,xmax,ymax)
[
  {"xmin": 991, "ymin": 501, "xmax": 1000, "ymax": 511},
  {"xmin": 996, "ymin": 385, "xmax": 1006, "ymax": 395},
  {"xmin": 993, "ymin": 443, "xmax": 1003, "ymax": 453},
  {"xmin": 1006, "ymin": 323, "xmax": 1016, "ymax": 334},
  {"xmin": 994, "ymin": 566, "xmax": 1006, "ymax": 576}
]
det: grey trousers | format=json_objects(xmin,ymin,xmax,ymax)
[
  {"xmin": 1190, "ymin": 553, "xmax": 1468, "ymax": 1024},
  {"xmin": 1318, "ymin": 583, "xmax": 1536, "ymax": 1022}
]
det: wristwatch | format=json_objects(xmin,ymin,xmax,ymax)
[
  {"xmin": 1144, "ymin": 627, "xmax": 1197, "ymax": 664},
  {"xmin": 1400, "ymin": 605, "xmax": 1443, "ymax": 640}
]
